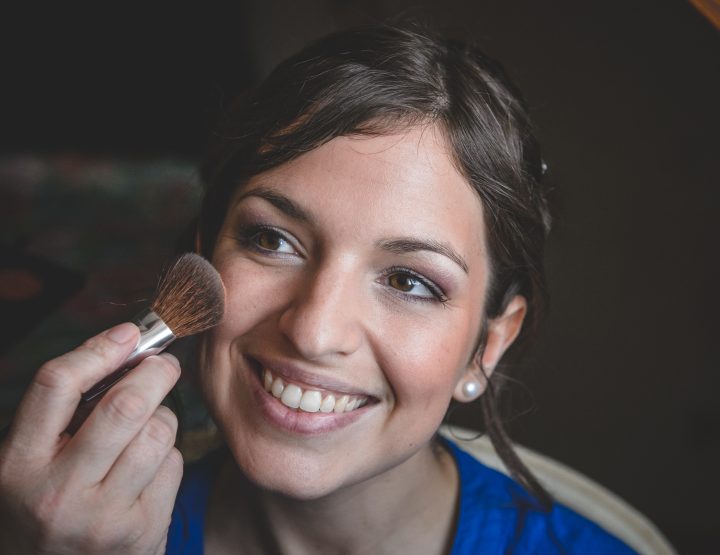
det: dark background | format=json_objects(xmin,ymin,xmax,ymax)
[{"xmin": 1, "ymin": 1, "xmax": 718, "ymax": 553}]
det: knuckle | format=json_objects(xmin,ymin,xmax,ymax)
[
  {"xmin": 142, "ymin": 415, "xmax": 176, "ymax": 449},
  {"xmin": 103, "ymin": 389, "xmax": 149, "ymax": 427},
  {"xmin": 89, "ymin": 511, "xmax": 137, "ymax": 550},
  {"xmin": 34, "ymin": 360, "xmax": 73, "ymax": 392},
  {"xmin": 162, "ymin": 447, "xmax": 185, "ymax": 485},
  {"xmin": 160, "ymin": 352, "xmax": 180, "ymax": 370},
  {"xmin": 154, "ymin": 405, "xmax": 179, "ymax": 430},
  {"xmin": 81, "ymin": 334, "xmax": 117, "ymax": 359},
  {"xmin": 147, "ymin": 355, "xmax": 181, "ymax": 383},
  {"xmin": 167, "ymin": 447, "xmax": 184, "ymax": 471},
  {"xmin": 133, "ymin": 356, "xmax": 180, "ymax": 396},
  {"xmin": 31, "ymin": 488, "xmax": 71, "ymax": 533}
]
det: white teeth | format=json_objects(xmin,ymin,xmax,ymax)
[
  {"xmin": 281, "ymin": 384, "xmax": 303, "ymax": 409},
  {"xmin": 320, "ymin": 394, "xmax": 335, "ymax": 413},
  {"xmin": 271, "ymin": 377, "xmax": 285, "ymax": 398},
  {"xmin": 261, "ymin": 368, "xmax": 367, "ymax": 414},
  {"xmin": 299, "ymin": 390, "xmax": 322, "ymax": 413},
  {"xmin": 334, "ymin": 395, "xmax": 349, "ymax": 413}
]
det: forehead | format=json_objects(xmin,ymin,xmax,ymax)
[{"xmin": 237, "ymin": 126, "xmax": 487, "ymax": 265}]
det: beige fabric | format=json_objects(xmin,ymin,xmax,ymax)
[{"xmin": 439, "ymin": 426, "xmax": 677, "ymax": 555}]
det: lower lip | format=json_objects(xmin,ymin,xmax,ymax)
[{"xmin": 245, "ymin": 358, "xmax": 374, "ymax": 436}]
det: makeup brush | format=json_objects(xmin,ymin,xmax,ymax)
[
  {"xmin": 80, "ymin": 253, "xmax": 226, "ymax": 402},
  {"xmin": 0, "ymin": 253, "xmax": 225, "ymax": 441}
]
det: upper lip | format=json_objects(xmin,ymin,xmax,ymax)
[{"xmin": 247, "ymin": 354, "xmax": 377, "ymax": 398}]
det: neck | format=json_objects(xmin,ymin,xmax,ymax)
[{"xmin": 206, "ymin": 438, "xmax": 459, "ymax": 555}]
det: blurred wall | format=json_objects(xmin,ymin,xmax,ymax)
[{"xmin": 1, "ymin": 1, "xmax": 717, "ymax": 553}]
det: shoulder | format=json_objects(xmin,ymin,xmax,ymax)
[
  {"xmin": 165, "ymin": 448, "xmax": 224, "ymax": 555},
  {"xmin": 444, "ymin": 438, "xmax": 638, "ymax": 555}
]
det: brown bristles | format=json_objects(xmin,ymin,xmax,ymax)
[{"xmin": 152, "ymin": 253, "xmax": 225, "ymax": 337}]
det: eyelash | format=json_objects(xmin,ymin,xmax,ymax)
[
  {"xmin": 233, "ymin": 224, "xmax": 448, "ymax": 305},
  {"xmin": 234, "ymin": 224, "xmax": 298, "ymax": 256},
  {"xmin": 380, "ymin": 266, "xmax": 448, "ymax": 305}
]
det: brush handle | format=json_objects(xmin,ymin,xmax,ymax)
[
  {"xmin": 0, "ymin": 310, "xmax": 177, "ymax": 443},
  {"xmin": 80, "ymin": 309, "xmax": 176, "ymax": 403}
]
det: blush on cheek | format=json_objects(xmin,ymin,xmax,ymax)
[
  {"xmin": 215, "ymin": 263, "xmax": 279, "ymax": 335},
  {"xmin": 390, "ymin": 333, "xmax": 470, "ymax": 411},
  {"xmin": 403, "ymin": 332, "xmax": 469, "ymax": 376}
]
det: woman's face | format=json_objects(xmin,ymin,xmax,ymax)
[{"xmin": 201, "ymin": 125, "xmax": 492, "ymax": 499}]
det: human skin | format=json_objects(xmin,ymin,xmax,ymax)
[
  {"xmin": 0, "ymin": 125, "xmax": 526, "ymax": 555},
  {"xmin": 0, "ymin": 324, "xmax": 183, "ymax": 554},
  {"xmin": 200, "ymin": 125, "xmax": 527, "ymax": 553}
]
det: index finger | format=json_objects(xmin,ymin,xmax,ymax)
[{"xmin": 7, "ymin": 323, "xmax": 140, "ymax": 456}]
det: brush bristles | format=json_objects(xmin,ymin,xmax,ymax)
[{"xmin": 151, "ymin": 253, "xmax": 225, "ymax": 337}]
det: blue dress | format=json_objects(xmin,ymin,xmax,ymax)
[{"xmin": 166, "ymin": 439, "xmax": 637, "ymax": 554}]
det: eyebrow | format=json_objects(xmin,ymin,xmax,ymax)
[
  {"xmin": 235, "ymin": 186, "xmax": 469, "ymax": 274},
  {"xmin": 378, "ymin": 238, "xmax": 469, "ymax": 274},
  {"xmin": 235, "ymin": 186, "xmax": 313, "ymax": 223}
]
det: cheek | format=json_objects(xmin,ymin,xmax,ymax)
[
  {"xmin": 199, "ymin": 253, "xmax": 286, "ymax": 399},
  {"xmin": 377, "ymin": 312, "xmax": 477, "ymax": 410},
  {"xmin": 210, "ymin": 253, "xmax": 287, "ymax": 341}
]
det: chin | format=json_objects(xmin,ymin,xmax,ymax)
[
  {"xmin": 233, "ymin": 444, "xmax": 352, "ymax": 501},
  {"xmin": 263, "ymin": 475, "xmax": 340, "ymax": 501}
]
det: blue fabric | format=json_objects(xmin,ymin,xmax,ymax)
[
  {"xmin": 444, "ymin": 439, "xmax": 637, "ymax": 554},
  {"xmin": 166, "ymin": 439, "xmax": 637, "ymax": 554},
  {"xmin": 165, "ymin": 448, "xmax": 221, "ymax": 555}
]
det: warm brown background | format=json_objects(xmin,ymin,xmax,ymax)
[{"xmin": 1, "ymin": 2, "xmax": 718, "ymax": 553}]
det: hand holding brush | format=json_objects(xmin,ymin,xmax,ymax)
[
  {"xmin": 0, "ymin": 253, "xmax": 225, "ymax": 554},
  {"xmin": 66, "ymin": 253, "xmax": 226, "ymax": 432}
]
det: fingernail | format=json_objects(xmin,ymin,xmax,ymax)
[{"xmin": 106, "ymin": 322, "xmax": 137, "ymax": 344}]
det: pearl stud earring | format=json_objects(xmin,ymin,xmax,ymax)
[{"xmin": 461, "ymin": 379, "xmax": 481, "ymax": 400}]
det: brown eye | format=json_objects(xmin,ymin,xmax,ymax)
[
  {"xmin": 256, "ymin": 231, "xmax": 282, "ymax": 250},
  {"xmin": 383, "ymin": 268, "xmax": 446, "ymax": 302},
  {"xmin": 236, "ymin": 225, "xmax": 297, "ymax": 256},
  {"xmin": 388, "ymin": 273, "xmax": 417, "ymax": 293}
]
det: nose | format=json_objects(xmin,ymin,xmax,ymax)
[{"xmin": 278, "ymin": 260, "xmax": 364, "ymax": 361}]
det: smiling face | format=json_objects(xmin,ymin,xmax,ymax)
[{"xmin": 200, "ymin": 125, "xmax": 498, "ymax": 499}]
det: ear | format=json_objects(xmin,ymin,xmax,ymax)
[{"xmin": 453, "ymin": 295, "xmax": 527, "ymax": 403}]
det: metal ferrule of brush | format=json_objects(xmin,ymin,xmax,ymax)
[
  {"xmin": 81, "ymin": 309, "xmax": 176, "ymax": 403},
  {"xmin": 125, "ymin": 308, "xmax": 176, "ymax": 367}
]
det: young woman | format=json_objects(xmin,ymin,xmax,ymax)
[{"xmin": 0, "ymin": 23, "xmax": 636, "ymax": 554}]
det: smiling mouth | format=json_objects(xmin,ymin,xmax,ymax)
[{"xmin": 261, "ymin": 368, "xmax": 371, "ymax": 413}]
